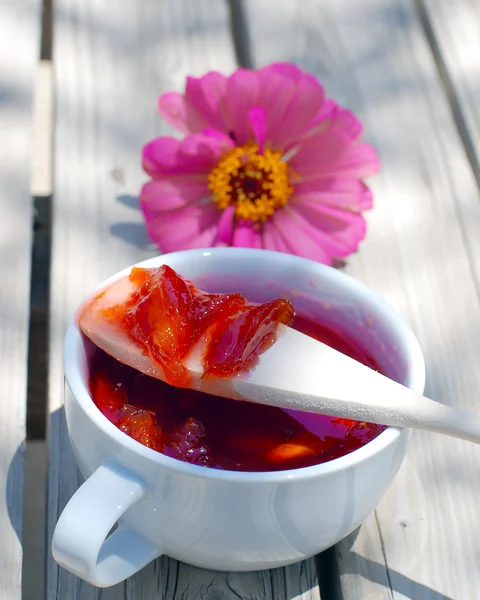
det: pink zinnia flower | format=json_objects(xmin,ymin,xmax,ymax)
[{"xmin": 140, "ymin": 62, "xmax": 379, "ymax": 265}]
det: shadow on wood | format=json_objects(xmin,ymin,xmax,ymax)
[
  {"xmin": 109, "ymin": 194, "xmax": 156, "ymax": 252},
  {"xmin": 334, "ymin": 530, "xmax": 455, "ymax": 600},
  {"xmin": 6, "ymin": 442, "xmax": 24, "ymax": 545}
]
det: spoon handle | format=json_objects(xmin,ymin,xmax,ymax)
[{"xmin": 232, "ymin": 326, "xmax": 480, "ymax": 445}]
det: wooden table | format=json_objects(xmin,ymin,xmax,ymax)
[{"xmin": 2, "ymin": 0, "xmax": 480, "ymax": 598}]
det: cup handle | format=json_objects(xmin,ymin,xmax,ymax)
[{"xmin": 52, "ymin": 461, "xmax": 162, "ymax": 587}]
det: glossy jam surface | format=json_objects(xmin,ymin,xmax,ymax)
[
  {"xmin": 100, "ymin": 265, "xmax": 294, "ymax": 387},
  {"xmin": 88, "ymin": 313, "xmax": 386, "ymax": 472}
]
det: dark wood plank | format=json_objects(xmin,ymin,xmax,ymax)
[{"xmin": 419, "ymin": 0, "xmax": 480, "ymax": 187}]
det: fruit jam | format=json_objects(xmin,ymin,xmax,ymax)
[
  {"xmin": 97, "ymin": 265, "xmax": 294, "ymax": 387},
  {"xmin": 88, "ymin": 312, "xmax": 386, "ymax": 472}
]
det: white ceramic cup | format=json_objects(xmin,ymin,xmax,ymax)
[{"xmin": 52, "ymin": 247, "xmax": 425, "ymax": 587}]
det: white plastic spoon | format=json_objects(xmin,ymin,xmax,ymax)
[{"xmin": 79, "ymin": 276, "xmax": 480, "ymax": 445}]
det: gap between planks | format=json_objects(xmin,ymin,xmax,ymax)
[
  {"xmin": 413, "ymin": 0, "xmax": 480, "ymax": 193},
  {"xmin": 23, "ymin": 6, "xmax": 53, "ymax": 600}
]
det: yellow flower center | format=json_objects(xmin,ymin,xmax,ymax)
[{"xmin": 207, "ymin": 142, "xmax": 293, "ymax": 223}]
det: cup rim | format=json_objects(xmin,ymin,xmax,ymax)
[{"xmin": 64, "ymin": 247, "xmax": 426, "ymax": 483}]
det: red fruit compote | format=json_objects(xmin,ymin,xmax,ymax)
[{"xmin": 82, "ymin": 265, "xmax": 386, "ymax": 472}]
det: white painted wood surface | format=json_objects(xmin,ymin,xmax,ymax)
[
  {"xmin": 31, "ymin": 60, "xmax": 53, "ymax": 197},
  {"xmin": 242, "ymin": 0, "xmax": 480, "ymax": 598},
  {"xmin": 0, "ymin": 1, "xmax": 39, "ymax": 599},
  {"xmin": 47, "ymin": 0, "xmax": 322, "ymax": 598},
  {"xmin": 420, "ymin": 0, "xmax": 480, "ymax": 180}
]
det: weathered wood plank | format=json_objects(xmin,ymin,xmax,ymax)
[
  {"xmin": 47, "ymin": 0, "xmax": 322, "ymax": 598},
  {"xmin": 0, "ymin": 0, "xmax": 40, "ymax": 598},
  {"xmin": 419, "ymin": 0, "xmax": 480, "ymax": 186},
  {"xmin": 242, "ymin": 0, "xmax": 480, "ymax": 598},
  {"xmin": 132, "ymin": 558, "xmax": 321, "ymax": 600},
  {"xmin": 31, "ymin": 60, "xmax": 53, "ymax": 197}
]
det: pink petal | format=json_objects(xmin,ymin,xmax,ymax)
[
  {"xmin": 158, "ymin": 92, "xmax": 207, "ymax": 134},
  {"xmin": 288, "ymin": 200, "xmax": 367, "ymax": 257},
  {"xmin": 143, "ymin": 137, "xmax": 182, "ymax": 178},
  {"xmin": 225, "ymin": 69, "xmax": 261, "ymax": 145},
  {"xmin": 180, "ymin": 132, "xmax": 233, "ymax": 158},
  {"xmin": 185, "ymin": 72, "xmax": 231, "ymax": 134},
  {"xmin": 295, "ymin": 176, "xmax": 359, "ymax": 197},
  {"xmin": 248, "ymin": 107, "xmax": 267, "ymax": 153},
  {"xmin": 271, "ymin": 75, "xmax": 325, "ymax": 149},
  {"xmin": 269, "ymin": 210, "xmax": 333, "ymax": 263},
  {"xmin": 289, "ymin": 131, "xmax": 353, "ymax": 178},
  {"xmin": 215, "ymin": 205, "xmax": 235, "ymax": 245},
  {"xmin": 299, "ymin": 104, "xmax": 361, "ymax": 147},
  {"xmin": 142, "ymin": 133, "xmax": 232, "ymax": 178},
  {"xmin": 328, "ymin": 108, "xmax": 363, "ymax": 142},
  {"xmin": 143, "ymin": 203, "xmax": 220, "ymax": 253},
  {"xmin": 308, "ymin": 98, "xmax": 337, "ymax": 129},
  {"xmin": 232, "ymin": 220, "xmax": 263, "ymax": 248},
  {"xmin": 261, "ymin": 219, "xmax": 295, "ymax": 254},
  {"xmin": 257, "ymin": 71, "xmax": 297, "ymax": 146},
  {"xmin": 359, "ymin": 183, "xmax": 373, "ymax": 210},
  {"xmin": 326, "ymin": 143, "xmax": 380, "ymax": 178},
  {"xmin": 202, "ymin": 128, "xmax": 235, "ymax": 145},
  {"xmin": 260, "ymin": 62, "xmax": 308, "ymax": 83},
  {"xmin": 254, "ymin": 63, "xmax": 325, "ymax": 149},
  {"xmin": 294, "ymin": 178, "xmax": 373, "ymax": 211},
  {"xmin": 139, "ymin": 178, "xmax": 209, "ymax": 219}
]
